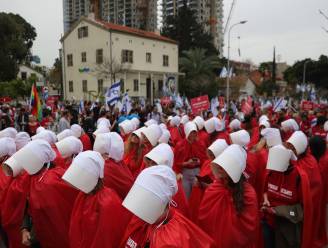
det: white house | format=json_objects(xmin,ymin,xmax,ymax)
[
  {"xmin": 60, "ymin": 15, "xmax": 180, "ymax": 101},
  {"xmin": 239, "ymin": 78, "xmax": 256, "ymax": 96},
  {"xmin": 17, "ymin": 65, "xmax": 45, "ymax": 82}
]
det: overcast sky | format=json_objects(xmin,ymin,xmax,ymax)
[{"xmin": 1, "ymin": 0, "xmax": 327, "ymax": 67}]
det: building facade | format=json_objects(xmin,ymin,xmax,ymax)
[
  {"xmin": 162, "ymin": 0, "xmax": 224, "ymax": 54},
  {"xmin": 63, "ymin": 0, "xmax": 158, "ymax": 33},
  {"xmin": 61, "ymin": 17, "xmax": 179, "ymax": 101}
]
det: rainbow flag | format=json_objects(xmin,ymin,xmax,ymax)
[{"xmin": 30, "ymin": 83, "xmax": 42, "ymax": 121}]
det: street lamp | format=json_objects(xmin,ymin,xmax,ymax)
[{"xmin": 226, "ymin": 20, "xmax": 247, "ymax": 107}]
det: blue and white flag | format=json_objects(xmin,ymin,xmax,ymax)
[
  {"xmin": 175, "ymin": 94, "xmax": 183, "ymax": 108},
  {"xmin": 106, "ymin": 80, "xmax": 121, "ymax": 106},
  {"xmin": 219, "ymin": 67, "xmax": 228, "ymax": 78},
  {"xmin": 79, "ymin": 99, "xmax": 84, "ymax": 114},
  {"xmin": 122, "ymin": 92, "xmax": 132, "ymax": 114},
  {"xmin": 273, "ymin": 97, "xmax": 287, "ymax": 112}
]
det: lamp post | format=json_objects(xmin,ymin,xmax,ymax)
[{"xmin": 226, "ymin": 20, "xmax": 247, "ymax": 107}]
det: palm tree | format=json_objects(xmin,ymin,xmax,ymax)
[{"xmin": 179, "ymin": 48, "xmax": 220, "ymax": 97}]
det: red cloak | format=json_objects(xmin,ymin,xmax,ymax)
[
  {"xmin": 69, "ymin": 187, "xmax": 131, "ymax": 248},
  {"xmin": 120, "ymin": 209, "xmax": 216, "ymax": 248},
  {"xmin": 103, "ymin": 158, "xmax": 134, "ymax": 200},
  {"xmin": 173, "ymin": 139, "xmax": 207, "ymax": 174},
  {"xmin": 123, "ymin": 146, "xmax": 142, "ymax": 178},
  {"xmin": 28, "ymin": 166, "xmax": 79, "ymax": 248},
  {"xmin": 172, "ymin": 180, "xmax": 190, "ymax": 217},
  {"xmin": 294, "ymin": 151, "xmax": 327, "ymax": 247},
  {"xmin": 80, "ymin": 133, "xmax": 92, "ymax": 151},
  {"xmin": 51, "ymin": 145, "xmax": 66, "ymax": 169},
  {"xmin": 0, "ymin": 173, "xmax": 30, "ymax": 248},
  {"xmin": 168, "ymin": 126, "xmax": 183, "ymax": 147},
  {"xmin": 213, "ymin": 131, "xmax": 230, "ymax": 144},
  {"xmin": 198, "ymin": 179, "xmax": 259, "ymax": 248},
  {"xmin": 244, "ymin": 149, "xmax": 268, "ymax": 206},
  {"xmin": 319, "ymin": 152, "xmax": 328, "ymax": 204},
  {"xmin": 198, "ymin": 130, "xmax": 210, "ymax": 148},
  {"xmin": 0, "ymin": 168, "xmax": 11, "ymax": 195}
]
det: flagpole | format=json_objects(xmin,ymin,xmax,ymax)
[{"xmin": 226, "ymin": 20, "xmax": 247, "ymax": 108}]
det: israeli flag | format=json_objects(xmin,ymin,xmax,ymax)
[
  {"xmin": 106, "ymin": 80, "xmax": 121, "ymax": 106},
  {"xmin": 219, "ymin": 67, "xmax": 228, "ymax": 78},
  {"xmin": 122, "ymin": 92, "xmax": 132, "ymax": 114}
]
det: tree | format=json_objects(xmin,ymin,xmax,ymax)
[
  {"xmin": 284, "ymin": 55, "xmax": 328, "ymax": 89},
  {"xmin": 161, "ymin": 2, "xmax": 218, "ymax": 56},
  {"xmin": 49, "ymin": 57, "xmax": 63, "ymax": 95},
  {"xmin": 0, "ymin": 12, "xmax": 36, "ymax": 82},
  {"xmin": 179, "ymin": 48, "xmax": 220, "ymax": 98}
]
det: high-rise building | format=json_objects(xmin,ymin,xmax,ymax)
[
  {"xmin": 63, "ymin": 0, "xmax": 158, "ymax": 33},
  {"xmin": 63, "ymin": 0, "xmax": 90, "ymax": 33},
  {"xmin": 162, "ymin": 0, "xmax": 224, "ymax": 55}
]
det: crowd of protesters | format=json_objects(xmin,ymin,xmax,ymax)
[{"xmin": 0, "ymin": 96, "xmax": 327, "ymax": 248}]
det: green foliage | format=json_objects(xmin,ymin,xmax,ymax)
[
  {"xmin": 284, "ymin": 55, "xmax": 328, "ymax": 89},
  {"xmin": 0, "ymin": 75, "xmax": 35, "ymax": 99},
  {"xmin": 161, "ymin": 2, "xmax": 218, "ymax": 56},
  {"xmin": 49, "ymin": 57, "xmax": 63, "ymax": 92},
  {"xmin": 179, "ymin": 48, "xmax": 220, "ymax": 98},
  {"xmin": 256, "ymin": 80, "xmax": 278, "ymax": 96},
  {"xmin": 0, "ymin": 12, "xmax": 37, "ymax": 82}
]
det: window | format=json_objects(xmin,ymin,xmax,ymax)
[
  {"xmin": 78, "ymin": 26, "xmax": 88, "ymax": 39},
  {"xmin": 163, "ymin": 55, "xmax": 169, "ymax": 67},
  {"xmin": 69, "ymin": 81, "xmax": 74, "ymax": 92},
  {"xmin": 121, "ymin": 50, "xmax": 133, "ymax": 63},
  {"xmin": 97, "ymin": 79, "xmax": 103, "ymax": 93},
  {"xmin": 120, "ymin": 79, "xmax": 125, "ymax": 93},
  {"xmin": 146, "ymin": 52, "xmax": 152, "ymax": 63},
  {"xmin": 21, "ymin": 72, "xmax": 27, "ymax": 80},
  {"xmin": 81, "ymin": 52, "xmax": 87, "ymax": 62},
  {"xmin": 133, "ymin": 79, "xmax": 139, "ymax": 92},
  {"xmin": 96, "ymin": 49, "xmax": 103, "ymax": 64},
  {"xmin": 82, "ymin": 80, "xmax": 88, "ymax": 92},
  {"xmin": 158, "ymin": 80, "xmax": 163, "ymax": 92},
  {"xmin": 67, "ymin": 54, "xmax": 73, "ymax": 66}
]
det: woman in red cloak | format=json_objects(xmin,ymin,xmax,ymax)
[
  {"xmin": 63, "ymin": 150, "xmax": 131, "ymax": 248},
  {"xmin": 93, "ymin": 132, "xmax": 134, "ymax": 200},
  {"xmin": 204, "ymin": 117, "xmax": 230, "ymax": 144},
  {"xmin": 262, "ymin": 144, "xmax": 313, "ymax": 248},
  {"xmin": 119, "ymin": 120, "xmax": 135, "ymax": 142},
  {"xmin": 71, "ymin": 124, "xmax": 92, "ymax": 151},
  {"xmin": 54, "ymin": 136, "xmax": 83, "ymax": 169},
  {"xmin": 0, "ymin": 138, "xmax": 16, "ymax": 194},
  {"xmin": 198, "ymin": 144, "xmax": 259, "ymax": 248},
  {"xmin": 193, "ymin": 116, "xmax": 210, "ymax": 148},
  {"xmin": 188, "ymin": 139, "xmax": 228, "ymax": 223},
  {"xmin": 286, "ymin": 131, "xmax": 326, "ymax": 247},
  {"xmin": 174, "ymin": 122, "xmax": 207, "ymax": 199},
  {"xmin": 167, "ymin": 116, "xmax": 183, "ymax": 147},
  {"xmin": 13, "ymin": 139, "xmax": 78, "ymax": 248},
  {"xmin": 121, "ymin": 165, "xmax": 216, "ymax": 248}
]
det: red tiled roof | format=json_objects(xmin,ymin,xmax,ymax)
[
  {"xmin": 249, "ymin": 70, "xmax": 263, "ymax": 87},
  {"xmin": 96, "ymin": 19, "xmax": 177, "ymax": 44}
]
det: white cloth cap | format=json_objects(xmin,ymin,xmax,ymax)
[
  {"xmin": 208, "ymin": 139, "xmax": 228, "ymax": 158},
  {"xmin": 119, "ymin": 120, "xmax": 135, "ymax": 135},
  {"xmin": 15, "ymin": 132, "xmax": 31, "ymax": 151},
  {"xmin": 131, "ymin": 118, "xmax": 140, "ymax": 130},
  {"xmin": 205, "ymin": 117, "xmax": 222, "ymax": 134},
  {"xmin": 142, "ymin": 124, "xmax": 163, "ymax": 146},
  {"xmin": 261, "ymin": 128, "xmax": 282, "ymax": 147},
  {"xmin": 324, "ymin": 121, "xmax": 328, "ymax": 132},
  {"xmin": 132, "ymin": 127, "xmax": 147, "ymax": 141},
  {"xmin": 93, "ymin": 125, "xmax": 110, "ymax": 136},
  {"xmin": 259, "ymin": 115, "xmax": 269, "ymax": 124},
  {"xmin": 184, "ymin": 121, "xmax": 197, "ymax": 138},
  {"xmin": 19, "ymin": 139, "xmax": 56, "ymax": 175},
  {"xmin": 212, "ymin": 144, "xmax": 247, "ymax": 183},
  {"xmin": 193, "ymin": 116, "xmax": 205, "ymax": 130},
  {"xmin": 267, "ymin": 145, "xmax": 293, "ymax": 172},
  {"xmin": 145, "ymin": 143, "xmax": 174, "ymax": 168},
  {"xmin": 145, "ymin": 119, "xmax": 158, "ymax": 127},
  {"xmin": 158, "ymin": 129, "xmax": 171, "ymax": 144},
  {"xmin": 97, "ymin": 117, "xmax": 111, "ymax": 129},
  {"xmin": 180, "ymin": 115, "xmax": 189, "ymax": 125},
  {"xmin": 55, "ymin": 136, "xmax": 83, "ymax": 158},
  {"xmin": 159, "ymin": 123, "xmax": 167, "ymax": 131},
  {"xmin": 0, "ymin": 137, "xmax": 16, "ymax": 157},
  {"xmin": 170, "ymin": 116, "xmax": 181, "ymax": 127},
  {"xmin": 287, "ymin": 131, "xmax": 308, "ymax": 156},
  {"xmin": 32, "ymin": 130, "xmax": 57, "ymax": 145},
  {"xmin": 71, "ymin": 124, "xmax": 82, "ymax": 138},
  {"xmin": 94, "ymin": 132, "xmax": 124, "ymax": 162},
  {"xmin": 122, "ymin": 165, "xmax": 178, "ymax": 224},
  {"xmin": 230, "ymin": 130, "xmax": 250, "ymax": 147},
  {"xmin": 259, "ymin": 120, "xmax": 271, "ymax": 129},
  {"xmin": 0, "ymin": 127, "xmax": 17, "ymax": 139},
  {"xmin": 281, "ymin": 119, "xmax": 299, "ymax": 132},
  {"xmin": 36, "ymin": 126, "xmax": 45, "ymax": 134},
  {"xmin": 229, "ymin": 119, "xmax": 241, "ymax": 131},
  {"xmin": 62, "ymin": 151, "xmax": 104, "ymax": 193},
  {"xmin": 57, "ymin": 129, "xmax": 74, "ymax": 141}
]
